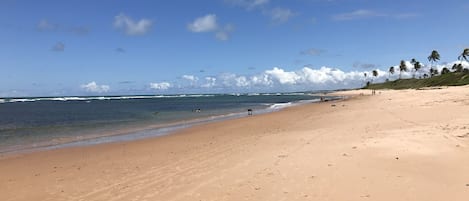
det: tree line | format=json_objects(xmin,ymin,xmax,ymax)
[{"xmin": 365, "ymin": 48, "xmax": 469, "ymax": 85}]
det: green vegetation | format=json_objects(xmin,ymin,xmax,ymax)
[
  {"xmin": 365, "ymin": 71, "xmax": 469, "ymax": 90},
  {"xmin": 364, "ymin": 48, "xmax": 469, "ymax": 90}
]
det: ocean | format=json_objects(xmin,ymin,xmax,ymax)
[{"xmin": 0, "ymin": 93, "xmax": 335, "ymax": 154}]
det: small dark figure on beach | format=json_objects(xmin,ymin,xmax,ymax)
[{"xmin": 247, "ymin": 109, "xmax": 253, "ymax": 116}]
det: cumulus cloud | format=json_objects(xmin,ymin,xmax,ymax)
[
  {"xmin": 114, "ymin": 13, "xmax": 153, "ymax": 36},
  {"xmin": 188, "ymin": 15, "xmax": 234, "ymax": 41},
  {"xmin": 182, "ymin": 75, "xmax": 199, "ymax": 86},
  {"xmin": 301, "ymin": 48, "xmax": 326, "ymax": 56},
  {"xmin": 266, "ymin": 8, "xmax": 296, "ymax": 24},
  {"xmin": 187, "ymin": 14, "xmax": 218, "ymax": 32},
  {"xmin": 81, "ymin": 81, "xmax": 110, "ymax": 93},
  {"xmin": 51, "ymin": 42, "xmax": 65, "ymax": 52},
  {"xmin": 78, "ymin": 61, "xmax": 469, "ymax": 94},
  {"xmin": 265, "ymin": 67, "xmax": 301, "ymax": 84},
  {"xmin": 179, "ymin": 66, "xmax": 380, "ymax": 92},
  {"xmin": 150, "ymin": 82, "xmax": 171, "ymax": 90},
  {"xmin": 202, "ymin": 77, "xmax": 217, "ymax": 88},
  {"xmin": 182, "ymin": 75, "xmax": 199, "ymax": 81},
  {"xmin": 135, "ymin": 61, "xmax": 469, "ymax": 94}
]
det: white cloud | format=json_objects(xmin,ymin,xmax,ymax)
[
  {"xmin": 187, "ymin": 14, "xmax": 218, "ymax": 32},
  {"xmin": 182, "ymin": 75, "xmax": 199, "ymax": 86},
  {"xmin": 167, "ymin": 66, "xmax": 375, "ymax": 91},
  {"xmin": 81, "ymin": 81, "xmax": 110, "ymax": 93},
  {"xmin": 202, "ymin": 77, "xmax": 217, "ymax": 88},
  {"xmin": 267, "ymin": 8, "xmax": 296, "ymax": 24},
  {"xmin": 182, "ymin": 75, "xmax": 199, "ymax": 82},
  {"xmin": 250, "ymin": 74, "xmax": 273, "ymax": 86},
  {"xmin": 226, "ymin": 0, "xmax": 269, "ymax": 9},
  {"xmin": 332, "ymin": 9, "xmax": 385, "ymax": 21},
  {"xmin": 141, "ymin": 60, "xmax": 469, "ymax": 93},
  {"xmin": 265, "ymin": 67, "xmax": 301, "ymax": 84},
  {"xmin": 232, "ymin": 66, "xmax": 388, "ymax": 90},
  {"xmin": 150, "ymin": 82, "xmax": 171, "ymax": 90},
  {"xmin": 235, "ymin": 76, "xmax": 250, "ymax": 87},
  {"xmin": 51, "ymin": 42, "xmax": 65, "ymax": 52},
  {"xmin": 332, "ymin": 10, "xmax": 419, "ymax": 21},
  {"xmin": 188, "ymin": 15, "xmax": 234, "ymax": 41},
  {"xmin": 114, "ymin": 13, "xmax": 153, "ymax": 36},
  {"xmin": 450, "ymin": 60, "xmax": 469, "ymax": 68}
]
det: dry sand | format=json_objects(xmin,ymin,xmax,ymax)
[{"xmin": 1, "ymin": 86, "xmax": 469, "ymax": 201}]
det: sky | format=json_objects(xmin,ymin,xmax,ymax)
[{"xmin": 1, "ymin": 0, "xmax": 469, "ymax": 97}]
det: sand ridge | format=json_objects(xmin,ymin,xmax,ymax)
[{"xmin": 1, "ymin": 86, "xmax": 469, "ymax": 200}]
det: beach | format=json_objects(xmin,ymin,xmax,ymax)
[{"xmin": 1, "ymin": 86, "xmax": 469, "ymax": 201}]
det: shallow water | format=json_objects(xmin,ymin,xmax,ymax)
[{"xmin": 0, "ymin": 93, "xmax": 333, "ymax": 153}]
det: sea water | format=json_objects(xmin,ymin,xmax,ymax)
[{"xmin": 0, "ymin": 93, "xmax": 335, "ymax": 154}]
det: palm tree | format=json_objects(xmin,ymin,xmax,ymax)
[
  {"xmin": 451, "ymin": 63, "xmax": 463, "ymax": 72},
  {"xmin": 388, "ymin": 66, "xmax": 395, "ymax": 80},
  {"xmin": 428, "ymin": 50, "xmax": 440, "ymax": 77},
  {"xmin": 430, "ymin": 68, "xmax": 439, "ymax": 77},
  {"xmin": 372, "ymin": 70, "xmax": 378, "ymax": 83},
  {"xmin": 413, "ymin": 61, "xmax": 422, "ymax": 78},
  {"xmin": 363, "ymin": 72, "xmax": 368, "ymax": 86},
  {"xmin": 399, "ymin": 60, "xmax": 407, "ymax": 79},
  {"xmin": 452, "ymin": 63, "xmax": 458, "ymax": 71},
  {"xmin": 458, "ymin": 48, "xmax": 469, "ymax": 65},
  {"xmin": 441, "ymin": 67, "xmax": 450, "ymax": 74},
  {"xmin": 458, "ymin": 63, "xmax": 464, "ymax": 72}
]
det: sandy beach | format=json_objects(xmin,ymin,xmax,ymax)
[{"xmin": 1, "ymin": 86, "xmax": 469, "ymax": 201}]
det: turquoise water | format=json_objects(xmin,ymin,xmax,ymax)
[{"xmin": 0, "ymin": 93, "xmax": 334, "ymax": 153}]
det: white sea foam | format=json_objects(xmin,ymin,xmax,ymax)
[
  {"xmin": 0, "ymin": 94, "xmax": 219, "ymax": 104},
  {"xmin": 0, "ymin": 93, "xmax": 322, "ymax": 104},
  {"xmin": 268, "ymin": 102, "xmax": 292, "ymax": 110}
]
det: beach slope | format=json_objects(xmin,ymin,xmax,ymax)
[{"xmin": 1, "ymin": 86, "xmax": 469, "ymax": 201}]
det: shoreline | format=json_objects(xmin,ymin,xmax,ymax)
[
  {"xmin": 3, "ymin": 86, "xmax": 468, "ymax": 200},
  {"xmin": 0, "ymin": 96, "xmax": 339, "ymax": 157}
]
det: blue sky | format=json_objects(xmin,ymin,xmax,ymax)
[{"xmin": 1, "ymin": 0, "xmax": 468, "ymax": 96}]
